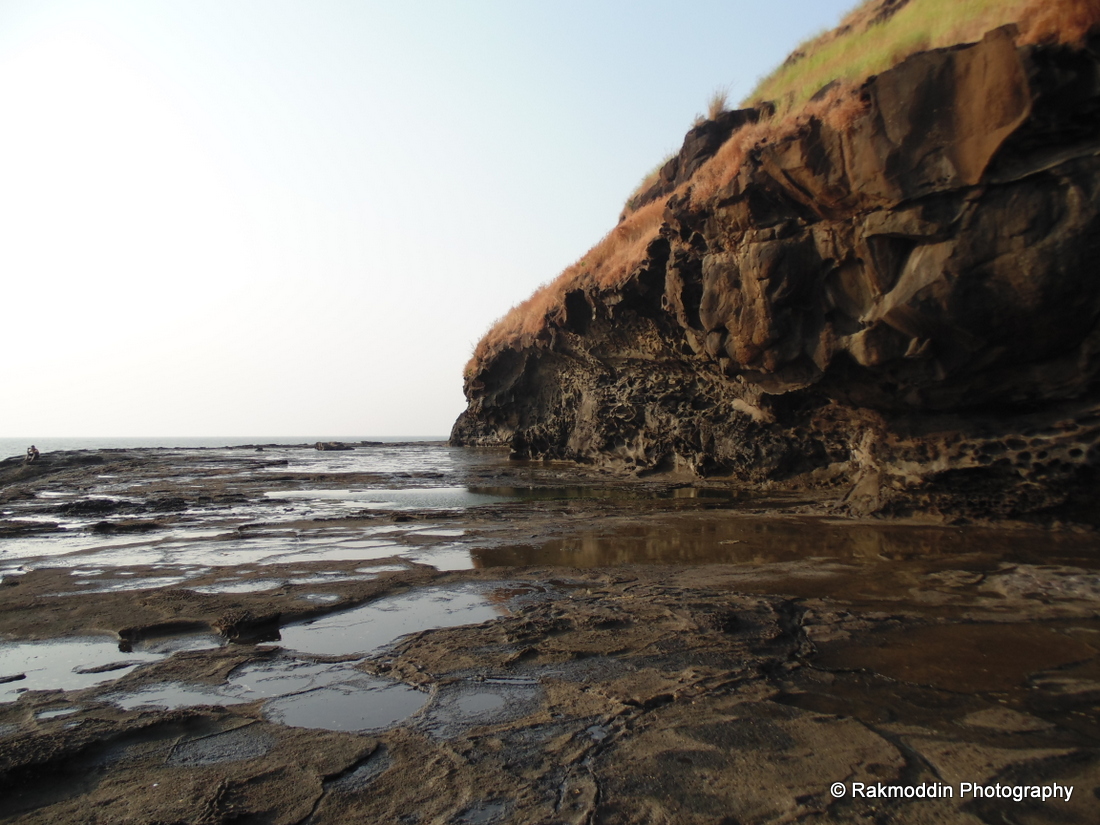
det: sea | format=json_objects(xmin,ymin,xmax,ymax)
[{"xmin": 0, "ymin": 436, "xmax": 448, "ymax": 461}]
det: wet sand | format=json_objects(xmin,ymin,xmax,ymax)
[{"xmin": 1, "ymin": 446, "xmax": 1098, "ymax": 823}]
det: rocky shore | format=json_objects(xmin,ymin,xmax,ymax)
[
  {"xmin": 1, "ymin": 447, "xmax": 1098, "ymax": 823},
  {"xmin": 454, "ymin": 29, "xmax": 1100, "ymax": 525}
]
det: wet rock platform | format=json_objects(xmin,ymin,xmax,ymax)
[{"xmin": 1, "ymin": 445, "xmax": 1098, "ymax": 823}]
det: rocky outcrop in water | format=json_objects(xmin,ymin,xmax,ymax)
[{"xmin": 453, "ymin": 28, "xmax": 1100, "ymax": 521}]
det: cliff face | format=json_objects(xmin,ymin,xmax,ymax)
[{"xmin": 453, "ymin": 29, "xmax": 1100, "ymax": 519}]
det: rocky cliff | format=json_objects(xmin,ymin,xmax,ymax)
[{"xmin": 453, "ymin": 28, "xmax": 1100, "ymax": 520}]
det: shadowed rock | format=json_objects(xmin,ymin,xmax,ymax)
[{"xmin": 454, "ymin": 29, "xmax": 1100, "ymax": 521}]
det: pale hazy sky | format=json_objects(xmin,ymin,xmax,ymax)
[{"xmin": 1, "ymin": 0, "xmax": 854, "ymax": 437}]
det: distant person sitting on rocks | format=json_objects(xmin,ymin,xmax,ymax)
[{"xmin": 25, "ymin": 445, "xmax": 39, "ymax": 464}]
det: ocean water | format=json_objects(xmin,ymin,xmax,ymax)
[{"xmin": 0, "ymin": 436, "xmax": 447, "ymax": 461}]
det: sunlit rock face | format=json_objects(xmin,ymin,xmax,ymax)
[{"xmin": 454, "ymin": 29, "xmax": 1100, "ymax": 520}]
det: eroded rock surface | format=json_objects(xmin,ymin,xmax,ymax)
[
  {"xmin": 1, "ymin": 448, "xmax": 1099, "ymax": 823},
  {"xmin": 5, "ymin": 570, "xmax": 1099, "ymax": 824},
  {"xmin": 455, "ymin": 29, "xmax": 1100, "ymax": 521}
]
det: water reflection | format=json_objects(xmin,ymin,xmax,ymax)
[
  {"xmin": 264, "ymin": 679, "xmax": 426, "ymax": 733},
  {"xmin": 815, "ymin": 621, "xmax": 1100, "ymax": 693},
  {"xmin": 1, "ymin": 638, "xmax": 163, "ymax": 702},
  {"xmin": 468, "ymin": 486, "xmax": 732, "ymax": 501},
  {"xmin": 473, "ymin": 516, "xmax": 1100, "ymax": 569},
  {"xmin": 272, "ymin": 585, "xmax": 503, "ymax": 656},
  {"xmin": 264, "ymin": 487, "xmax": 509, "ymax": 510}
]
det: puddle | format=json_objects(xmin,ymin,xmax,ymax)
[
  {"xmin": 36, "ymin": 707, "xmax": 80, "ymax": 720},
  {"xmin": 281, "ymin": 526, "xmax": 404, "ymax": 541},
  {"xmin": 3, "ymin": 535, "xmax": 300, "ymax": 569},
  {"xmin": 264, "ymin": 678, "xmax": 427, "ymax": 732},
  {"xmin": 401, "ymin": 544, "xmax": 475, "ymax": 571},
  {"xmin": 224, "ymin": 659, "xmax": 359, "ymax": 700},
  {"xmin": 272, "ymin": 543, "xmax": 402, "ymax": 565},
  {"xmin": 125, "ymin": 632, "xmax": 224, "ymax": 656},
  {"xmin": 5, "ymin": 533, "xmax": 405, "ymax": 571},
  {"xmin": 815, "ymin": 622, "xmax": 1100, "ymax": 693},
  {"xmin": 109, "ymin": 683, "xmax": 249, "ymax": 711},
  {"xmin": 0, "ymin": 638, "xmax": 164, "ymax": 702},
  {"xmin": 188, "ymin": 579, "xmax": 285, "ymax": 595},
  {"xmin": 285, "ymin": 574, "xmax": 361, "ymax": 586},
  {"xmin": 0, "ymin": 626, "xmax": 224, "ymax": 704},
  {"xmin": 418, "ymin": 680, "xmax": 543, "ymax": 739},
  {"xmin": 272, "ymin": 585, "xmax": 501, "ymax": 656},
  {"xmin": 354, "ymin": 564, "xmax": 409, "ymax": 574},
  {"xmin": 258, "ymin": 444, "xmax": 462, "ymax": 476},
  {"xmin": 61, "ymin": 575, "xmax": 195, "ymax": 594},
  {"xmin": 264, "ymin": 487, "xmax": 509, "ymax": 511},
  {"xmin": 259, "ymin": 484, "xmax": 735, "ymax": 522},
  {"xmin": 474, "ymin": 516, "xmax": 1100, "ymax": 570},
  {"xmin": 471, "ymin": 485, "xmax": 733, "ymax": 501},
  {"xmin": 108, "ymin": 657, "xmax": 363, "ymax": 710},
  {"xmin": 332, "ymin": 539, "xmax": 400, "ymax": 548},
  {"xmin": 109, "ymin": 656, "xmax": 429, "ymax": 733},
  {"xmin": 301, "ymin": 593, "xmax": 341, "ymax": 604}
]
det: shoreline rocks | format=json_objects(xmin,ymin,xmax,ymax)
[
  {"xmin": 1, "ymin": 446, "xmax": 1098, "ymax": 822},
  {"xmin": 454, "ymin": 30, "xmax": 1100, "ymax": 522}
]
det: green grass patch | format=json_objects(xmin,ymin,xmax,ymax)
[{"xmin": 745, "ymin": 0, "xmax": 1030, "ymax": 114}]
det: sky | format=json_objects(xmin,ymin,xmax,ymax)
[{"xmin": 0, "ymin": 0, "xmax": 856, "ymax": 438}]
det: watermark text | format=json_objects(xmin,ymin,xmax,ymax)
[{"xmin": 829, "ymin": 781, "xmax": 1074, "ymax": 803}]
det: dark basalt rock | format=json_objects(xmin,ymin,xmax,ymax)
[
  {"xmin": 90, "ymin": 519, "xmax": 162, "ymax": 534},
  {"xmin": 454, "ymin": 29, "xmax": 1100, "ymax": 521},
  {"xmin": 56, "ymin": 499, "xmax": 122, "ymax": 517},
  {"xmin": 626, "ymin": 104, "xmax": 773, "ymax": 216},
  {"xmin": 315, "ymin": 441, "xmax": 355, "ymax": 451}
]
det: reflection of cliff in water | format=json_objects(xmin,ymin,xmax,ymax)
[
  {"xmin": 473, "ymin": 515, "xmax": 1100, "ymax": 569},
  {"xmin": 467, "ymin": 486, "xmax": 735, "ymax": 501}
]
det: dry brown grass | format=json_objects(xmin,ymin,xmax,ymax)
[
  {"xmin": 689, "ymin": 82, "xmax": 869, "ymax": 204},
  {"xmin": 707, "ymin": 87, "xmax": 730, "ymax": 120},
  {"xmin": 622, "ymin": 86, "xmax": 732, "ymax": 219},
  {"xmin": 1019, "ymin": 0, "xmax": 1100, "ymax": 45},
  {"xmin": 467, "ymin": 0, "xmax": 1100, "ymax": 376},
  {"xmin": 621, "ymin": 154, "xmax": 674, "ymax": 217},
  {"xmin": 686, "ymin": 116, "xmax": 774, "ymax": 205},
  {"xmin": 691, "ymin": 0, "xmax": 1099, "ymax": 203},
  {"xmin": 467, "ymin": 198, "xmax": 667, "ymax": 374}
]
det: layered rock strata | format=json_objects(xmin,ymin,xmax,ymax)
[{"xmin": 453, "ymin": 29, "xmax": 1100, "ymax": 519}]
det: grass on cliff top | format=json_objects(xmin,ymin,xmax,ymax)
[
  {"xmin": 749, "ymin": 0, "xmax": 1100, "ymax": 115},
  {"xmin": 467, "ymin": 0, "xmax": 1100, "ymax": 378},
  {"xmin": 688, "ymin": 0, "xmax": 1100, "ymax": 202},
  {"xmin": 470, "ymin": 197, "xmax": 667, "ymax": 369}
]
